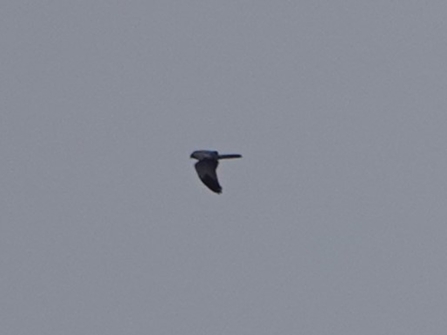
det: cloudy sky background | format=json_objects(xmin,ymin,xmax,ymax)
[{"xmin": 1, "ymin": 1, "xmax": 447, "ymax": 334}]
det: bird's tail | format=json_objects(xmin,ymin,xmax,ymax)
[{"xmin": 218, "ymin": 154, "xmax": 242, "ymax": 159}]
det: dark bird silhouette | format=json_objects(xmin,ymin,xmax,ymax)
[{"xmin": 190, "ymin": 150, "xmax": 242, "ymax": 193}]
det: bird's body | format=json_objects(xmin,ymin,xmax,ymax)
[{"xmin": 190, "ymin": 150, "xmax": 242, "ymax": 193}]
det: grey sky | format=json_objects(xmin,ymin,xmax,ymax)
[{"xmin": 1, "ymin": 1, "xmax": 447, "ymax": 334}]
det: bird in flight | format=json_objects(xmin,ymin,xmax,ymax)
[{"xmin": 190, "ymin": 150, "xmax": 242, "ymax": 193}]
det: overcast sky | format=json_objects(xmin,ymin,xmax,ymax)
[{"xmin": 1, "ymin": 1, "xmax": 447, "ymax": 334}]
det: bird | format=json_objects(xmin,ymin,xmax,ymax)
[{"xmin": 190, "ymin": 150, "xmax": 242, "ymax": 193}]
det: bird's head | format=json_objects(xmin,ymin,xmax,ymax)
[{"xmin": 190, "ymin": 150, "xmax": 218, "ymax": 160}]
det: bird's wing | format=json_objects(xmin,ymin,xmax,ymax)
[{"xmin": 195, "ymin": 159, "xmax": 222, "ymax": 193}]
